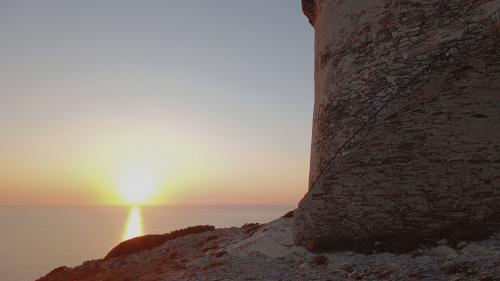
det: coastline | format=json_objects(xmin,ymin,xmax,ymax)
[{"xmin": 38, "ymin": 211, "xmax": 500, "ymax": 281}]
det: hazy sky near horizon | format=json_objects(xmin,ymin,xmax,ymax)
[{"xmin": 0, "ymin": 0, "xmax": 313, "ymax": 205}]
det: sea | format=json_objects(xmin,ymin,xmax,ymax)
[{"xmin": 0, "ymin": 205, "xmax": 293, "ymax": 281}]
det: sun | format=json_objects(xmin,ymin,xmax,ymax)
[{"xmin": 117, "ymin": 167, "xmax": 157, "ymax": 205}]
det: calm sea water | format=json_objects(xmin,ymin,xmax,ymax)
[{"xmin": 0, "ymin": 205, "xmax": 293, "ymax": 281}]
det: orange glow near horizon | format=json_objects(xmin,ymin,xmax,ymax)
[
  {"xmin": 122, "ymin": 206, "xmax": 144, "ymax": 241},
  {"xmin": 69, "ymin": 133, "xmax": 211, "ymax": 206},
  {"xmin": 0, "ymin": 129, "xmax": 308, "ymax": 206}
]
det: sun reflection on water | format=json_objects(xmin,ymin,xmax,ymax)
[{"xmin": 122, "ymin": 206, "xmax": 144, "ymax": 241}]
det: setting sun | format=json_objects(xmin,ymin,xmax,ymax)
[{"xmin": 118, "ymin": 167, "xmax": 157, "ymax": 205}]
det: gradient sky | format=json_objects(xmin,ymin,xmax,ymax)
[{"xmin": 0, "ymin": 0, "xmax": 313, "ymax": 206}]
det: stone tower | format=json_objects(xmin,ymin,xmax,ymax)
[{"xmin": 295, "ymin": 0, "xmax": 500, "ymax": 251}]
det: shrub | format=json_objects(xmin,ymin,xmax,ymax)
[
  {"xmin": 168, "ymin": 251, "xmax": 178, "ymax": 259},
  {"xmin": 282, "ymin": 210, "xmax": 294, "ymax": 218},
  {"xmin": 311, "ymin": 254, "xmax": 329, "ymax": 265},
  {"xmin": 105, "ymin": 225, "xmax": 215, "ymax": 259}
]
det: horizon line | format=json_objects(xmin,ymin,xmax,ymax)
[{"xmin": 0, "ymin": 203, "xmax": 297, "ymax": 207}]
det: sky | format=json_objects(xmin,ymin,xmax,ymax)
[{"xmin": 0, "ymin": 0, "xmax": 313, "ymax": 206}]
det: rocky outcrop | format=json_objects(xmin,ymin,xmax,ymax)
[
  {"xmin": 38, "ymin": 216, "xmax": 500, "ymax": 280},
  {"xmin": 296, "ymin": 0, "xmax": 500, "ymax": 251}
]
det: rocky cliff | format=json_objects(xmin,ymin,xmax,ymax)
[{"xmin": 38, "ymin": 214, "xmax": 500, "ymax": 280}]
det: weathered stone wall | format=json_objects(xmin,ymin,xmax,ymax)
[{"xmin": 296, "ymin": 0, "xmax": 500, "ymax": 251}]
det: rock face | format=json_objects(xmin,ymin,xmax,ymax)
[
  {"xmin": 38, "ymin": 217, "xmax": 500, "ymax": 281},
  {"xmin": 296, "ymin": 0, "xmax": 500, "ymax": 251}
]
